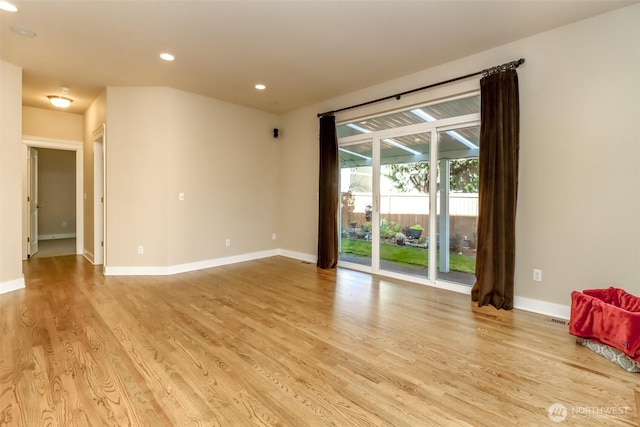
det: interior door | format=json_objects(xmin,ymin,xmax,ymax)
[{"xmin": 28, "ymin": 147, "xmax": 39, "ymax": 257}]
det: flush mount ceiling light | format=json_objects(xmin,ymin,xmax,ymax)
[
  {"xmin": 48, "ymin": 87, "xmax": 73, "ymax": 108},
  {"xmin": 255, "ymin": 84, "xmax": 266, "ymax": 90},
  {"xmin": 0, "ymin": 1, "xmax": 18, "ymax": 12},
  {"xmin": 160, "ymin": 52, "xmax": 175, "ymax": 61},
  {"xmin": 48, "ymin": 96, "xmax": 73, "ymax": 108}
]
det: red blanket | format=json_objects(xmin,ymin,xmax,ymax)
[{"xmin": 569, "ymin": 287, "xmax": 640, "ymax": 362}]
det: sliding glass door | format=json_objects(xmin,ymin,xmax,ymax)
[{"xmin": 337, "ymin": 94, "xmax": 480, "ymax": 289}]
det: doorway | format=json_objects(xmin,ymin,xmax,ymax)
[
  {"xmin": 29, "ymin": 147, "xmax": 77, "ymax": 258},
  {"xmin": 22, "ymin": 138, "xmax": 83, "ymax": 260},
  {"xmin": 337, "ymin": 94, "xmax": 480, "ymax": 291}
]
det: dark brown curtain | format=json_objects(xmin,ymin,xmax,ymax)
[
  {"xmin": 317, "ymin": 115, "xmax": 339, "ymax": 269},
  {"xmin": 471, "ymin": 68, "xmax": 520, "ymax": 310}
]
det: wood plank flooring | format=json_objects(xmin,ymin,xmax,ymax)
[{"xmin": 1, "ymin": 255, "xmax": 638, "ymax": 426}]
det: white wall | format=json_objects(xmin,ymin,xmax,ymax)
[
  {"xmin": 165, "ymin": 89, "xmax": 280, "ymax": 267},
  {"xmin": 23, "ymin": 106, "xmax": 83, "ymax": 141},
  {"xmin": 279, "ymin": 4, "xmax": 640, "ymax": 308},
  {"xmin": 0, "ymin": 60, "xmax": 24, "ymax": 293},
  {"xmin": 106, "ymin": 87, "xmax": 171, "ymax": 268},
  {"xmin": 105, "ymin": 87, "xmax": 280, "ymax": 272}
]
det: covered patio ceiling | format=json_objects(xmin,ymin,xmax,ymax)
[{"xmin": 338, "ymin": 95, "xmax": 480, "ymax": 166}]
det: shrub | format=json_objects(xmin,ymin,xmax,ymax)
[{"xmin": 450, "ymin": 233, "xmax": 463, "ymax": 251}]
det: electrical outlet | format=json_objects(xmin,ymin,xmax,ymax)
[
  {"xmin": 179, "ymin": 192, "xmax": 185, "ymax": 201},
  {"xmin": 225, "ymin": 239, "xmax": 231, "ymax": 247},
  {"xmin": 138, "ymin": 245, "xmax": 144, "ymax": 255},
  {"xmin": 533, "ymin": 269, "xmax": 542, "ymax": 282},
  {"xmin": 272, "ymin": 233, "xmax": 276, "ymax": 240}
]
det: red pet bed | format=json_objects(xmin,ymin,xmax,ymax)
[{"xmin": 569, "ymin": 287, "xmax": 640, "ymax": 362}]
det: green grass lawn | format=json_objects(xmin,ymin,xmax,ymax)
[{"xmin": 340, "ymin": 239, "xmax": 476, "ymax": 274}]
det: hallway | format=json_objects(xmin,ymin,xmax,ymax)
[{"xmin": 31, "ymin": 238, "xmax": 76, "ymax": 258}]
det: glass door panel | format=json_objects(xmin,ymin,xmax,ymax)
[
  {"xmin": 435, "ymin": 126, "xmax": 480, "ymax": 285},
  {"xmin": 378, "ymin": 132, "xmax": 431, "ymax": 278},
  {"xmin": 339, "ymin": 140, "xmax": 373, "ymax": 266}
]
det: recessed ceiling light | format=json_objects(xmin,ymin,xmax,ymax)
[
  {"xmin": 11, "ymin": 26, "xmax": 36, "ymax": 38},
  {"xmin": 0, "ymin": 1, "xmax": 18, "ymax": 12},
  {"xmin": 255, "ymin": 84, "xmax": 266, "ymax": 90},
  {"xmin": 160, "ymin": 53, "xmax": 175, "ymax": 61}
]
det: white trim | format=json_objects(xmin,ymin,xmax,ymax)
[
  {"xmin": 39, "ymin": 233, "xmax": 76, "ymax": 240},
  {"xmin": 104, "ymin": 249, "xmax": 279, "ymax": 276},
  {"xmin": 277, "ymin": 249, "xmax": 317, "ymax": 263},
  {"xmin": 93, "ymin": 124, "xmax": 106, "ymax": 267},
  {"xmin": 0, "ymin": 276, "xmax": 25, "ymax": 295},
  {"xmin": 83, "ymin": 249, "xmax": 95, "ymax": 264},
  {"xmin": 514, "ymin": 296, "xmax": 571, "ymax": 320},
  {"xmin": 167, "ymin": 250, "xmax": 277, "ymax": 275},
  {"xmin": 22, "ymin": 135, "xmax": 83, "ymax": 149},
  {"xmin": 104, "ymin": 266, "xmax": 169, "ymax": 276}
]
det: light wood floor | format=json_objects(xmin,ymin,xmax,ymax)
[{"xmin": 1, "ymin": 255, "xmax": 637, "ymax": 426}]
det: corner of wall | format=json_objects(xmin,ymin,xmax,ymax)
[{"xmin": 0, "ymin": 60, "xmax": 25, "ymax": 285}]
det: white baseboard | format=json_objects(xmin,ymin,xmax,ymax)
[
  {"xmin": 166, "ymin": 249, "xmax": 278, "ymax": 275},
  {"xmin": 39, "ymin": 233, "xmax": 76, "ymax": 240},
  {"xmin": 0, "ymin": 276, "xmax": 26, "ymax": 295},
  {"xmin": 104, "ymin": 265, "xmax": 168, "ymax": 276},
  {"xmin": 104, "ymin": 249, "xmax": 279, "ymax": 276},
  {"xmin": 276, "ymin": 249, "xmax": 317, "ymax": 263},
  {"xmin": 514, "ymin": 296, "xmax": 571, "ymax": 320}
]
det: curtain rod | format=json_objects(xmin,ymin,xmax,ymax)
[{"xmin": 317, "ymin": 58, "xmax": 524, "ymax": 118}]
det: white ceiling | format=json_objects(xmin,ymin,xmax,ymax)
[{"xmin": 1, "ymin": 0, "xmax": 636, "ymax": 115}]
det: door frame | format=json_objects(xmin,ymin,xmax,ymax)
[
  {"xmin": 28, "ymin": 147, "xmax": 39, "ymax": 257},
  {"xmin": 92, "ymin": 124, "xmax": 106, "ymax": 266},
  {"xmin": 22, "ymin": 136, "xmax": 83, "ymax": 260}
]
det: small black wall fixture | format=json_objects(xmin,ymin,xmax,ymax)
[{"xmin": 273, "ymin": 128, "xmax": 279, "ymax": 138}]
